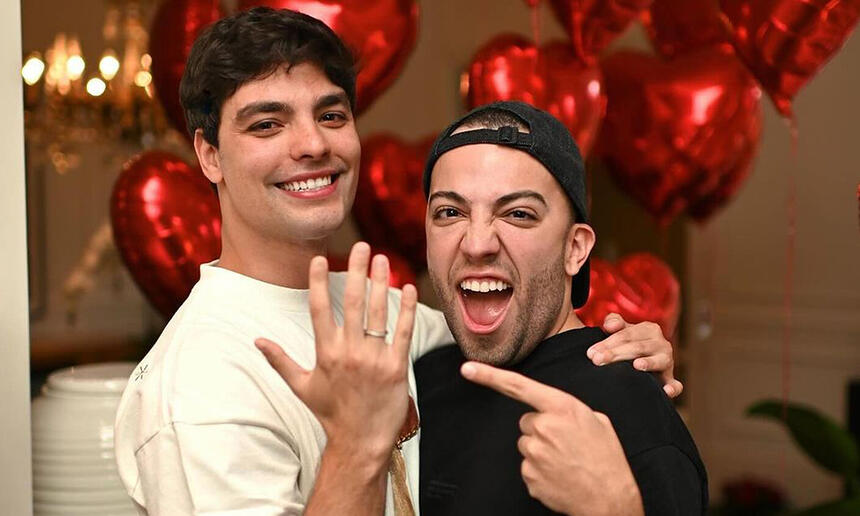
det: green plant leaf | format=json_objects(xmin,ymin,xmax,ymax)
[
  {"xmin": 792, "ymin": 496, "xmax": 860, "ymax": 515},
  {"xmin": 747, "ymin": 399, "xmax": 859, "ymax": 478}
]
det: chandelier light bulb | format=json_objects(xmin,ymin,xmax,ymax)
[
  {"xmin": 22, "ymin": 55, "xmax": 46, "ymax": 85},
  {"xmin": 99, "ymin": 52, "xmax": 120, "ymax": 80},
  {"xmin": 67, "ymin": 55, "xmax": 86, "ymax": 80},
  {"xmin": 86, "ymin": 77, "xmax": 106, "ymax": 97},
  {"xmin": 134, "ymin": 70, "xmax": 152, "ymax": 88}
]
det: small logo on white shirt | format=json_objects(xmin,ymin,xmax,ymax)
[{"xmin": 134, "ymin": 364, "xmax": 149, "ymax": 381}]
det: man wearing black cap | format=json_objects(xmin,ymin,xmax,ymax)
[{"xmin": 416, "ymin": 101, "xmax": 708, "ymax": 515}]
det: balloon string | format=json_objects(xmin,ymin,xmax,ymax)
[
  {"xmin": 780, "ymin": 116, "xmax": 799, "ymax": 484},
  {"xmin": 530, "ymin": 1, "xmax": 541, "ymax": 48},
  {"xmin": 658, "ymin": 225, "xmax": 669, "ymax": 259},
  {"xmin": 530, "ymin": 0, "xmax": 542, "ymax": 77}
]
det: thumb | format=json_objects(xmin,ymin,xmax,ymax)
[{"xmin": 255, "ymin": 337, "xmax": 310, "ymax": 396}]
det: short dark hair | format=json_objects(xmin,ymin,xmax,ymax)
[
  {"xmin": 455, "ymin": 108, "xmax": 529, "ymax": 133},
  {"xmin": 179, "ymin": 6, "xmax": 357, "ymax": 147}
]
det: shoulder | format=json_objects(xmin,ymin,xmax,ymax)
[
  {"xmin": 564, "ymin": 359, "xmax": 678, "ymax": 448},
  {"xmin": 525, "ymin": 335, "xmax": 693, "ymax": 458}
]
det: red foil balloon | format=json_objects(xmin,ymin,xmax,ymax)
[
  {"xmin": 547, "ymin": 0, "xmax": 654, "ymax": 64},
  {"xmin": 239, "ymin": 0, "xmax": 418, "ymax": 115},
  {"xmin": 328, "ymin": 248, "xmax": 417, "ymax": 289},
  {"xmin": 111, "ymin": 151, "xmax": 222, "ymax": 318},
  {"xmin": 597, "ymin": 48, "xmax": 763, "ymax": 225},
  {"xmin": 465, "ymin": 34, "xmax": 606, "ymax": 155},
  {"xmin": 575, "ymin": 253, "xmax": 680, "ymax": 338},
  {"xmin": 642, "ymin": 0, "xmax": 732, "ymax": 58},
  {"xmin": 352, "ymin": 134, "xmax": 433, "ymax": 271},
  {"xmin": 149, "ymin": 0, "xmax": 224, "ymax": 136},
  {"xmin": 719, "ymin": 0, "xmax": 860, "ymax": 119}
]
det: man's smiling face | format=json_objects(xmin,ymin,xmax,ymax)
[
  {"xmin": 425, "ymin": 141, "xmax": 579, "ymax": 365},
  {"xmin": 200, "ymin": 62, "xmax": 361, "ymax": 246}
]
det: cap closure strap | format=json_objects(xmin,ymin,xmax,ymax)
[{"xmin": 434, "ymin": 127, "xmax": 533, "ymax": 156}]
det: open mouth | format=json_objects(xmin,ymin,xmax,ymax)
[
  {"xmin": 457, "ymin": 278, "xmax": 514, "ymax": 334},
  {"xmin": 275, "ymin": 173, "xmax": 340, "ymax": 194}
]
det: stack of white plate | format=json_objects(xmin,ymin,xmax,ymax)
[{"xmin": 32, "ymin": 362, "xmax": 138, "ymax": 516}]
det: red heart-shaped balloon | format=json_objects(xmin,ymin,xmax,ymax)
[
  {"xmin": 328, "ymin": 248, "xmax": 417, "ymax": 289},
  {"xmin": 575, "ymin": 253, "xmax": 680, "ymax": 338},
  {"xmin": 239, "ymin": 0, "xmax": 418, "ymax": 115},
  {"xmin": 352, "ymin": 134, "xmax": 433, "ymax": 271},
  {"xmin": 111, "ymin": 151, "xmax": 222, "ymax": 318},
  {"xmin": 464, "ymin": 34, "xmax": 606, "ymax": 155},
  {"xmin": 547, "ymin": 0, "xmax": 654, "ymax": 64},
  {"xmin": 597, "ymin": 48, "xmax": 763, "ymax": 225},
  {"xmin": 719, "ymin": 0, "xmax": 860, "ymax": 119},
  {"xmin": 150, "ymin": 0, "xmax": 224, "ymax": 136},
  {"xmin": 642, "ymin": 0, "xmax": 732, "ymax": 58}
]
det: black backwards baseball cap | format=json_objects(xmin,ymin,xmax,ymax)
[{"xmin": 423, "ymin": 101, "xmax": 591, "ymax": 309}]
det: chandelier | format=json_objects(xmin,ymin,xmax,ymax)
[{"xmin": 21, "ymin": 0, "xmax": 180, "ymax": 175}]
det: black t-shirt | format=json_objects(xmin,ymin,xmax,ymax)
[{"xmin": 415, "ymin": 327, "xmax": 708, "ymax": 516}]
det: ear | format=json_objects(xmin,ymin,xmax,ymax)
[
  {"xmin": 563, "ymin": 223, "xmax": 595, "ymax": 276},
  {"xmin": 194, "ymin": 129, "xmax": 223, "ymax": 185}
]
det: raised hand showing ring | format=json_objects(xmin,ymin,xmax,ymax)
[{"xmin": 256, "ymin": 242, "xmax": 417, "ymax": 461}]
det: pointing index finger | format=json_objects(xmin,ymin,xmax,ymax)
[{"xmin": 461, "ymin": 361, "xmax": 586, "ymax": 413}]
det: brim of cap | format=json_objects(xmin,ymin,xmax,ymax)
[{"xmin": 571, "ymin": 258, "xmax": 590, "ymax": 309}]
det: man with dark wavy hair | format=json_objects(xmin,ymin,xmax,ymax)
[{"xmin": 115, "ymin": 7, "xmax": 683, "ymax": 516}]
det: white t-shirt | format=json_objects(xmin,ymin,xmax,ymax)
[{"xmin": 114, "ymin": 262, "xmax": 453, "ymax": 515}]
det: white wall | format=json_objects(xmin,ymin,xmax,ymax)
[{"xmin": 0, "ymin": 0, "xmax": 33, "ymax": 514}]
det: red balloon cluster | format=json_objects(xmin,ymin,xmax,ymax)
[
  {"xmin": 464, "ymin": 34, "xmax": 606, "ymax": 155},
  {"xmin": 575, "ymin": 253, "xmax": 680, "ymax": 338},
  {"xmin": 327, "ymin": 249, "xmax": 417, "ymax": 289},
  {"xmin": 597, "ymin": 48, "xmax": 763, "ymax": 225},
  {"xmin": 238, "ymin": 0, "xmax": 419, "ymax": 115},
  {"xmin": 352, "ymin": 134, "xmax": 434, "ymax": 272},
  {"xmin": 111, "ymin": 151, "xmax": 221, "ymax": 318},
  {"xmin": 644, "ymin": 0, "xmax": 860, "ymax": 119},
  {"xmin": 149, "ymin": 0, "xmax": 224, "ymax": 136}
]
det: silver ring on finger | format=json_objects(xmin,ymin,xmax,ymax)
[{"xmin": 364, "ymin": 328, "xmax": 387, "ymax": 339}]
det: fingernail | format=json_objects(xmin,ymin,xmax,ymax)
[
  {"xmin": 461, "ymin": 362, "xmax": 477, "ymax": 378},
  {"xmin": 634, "ymin": 359, "xmax": 647, "ymax": 371},
  {"xmin": 664, "ymin": 385, "xmax": 674, "ymax": 397},
  {"xmin": 593, "ymin": 352, "xmax": 604, "ymax": 365},
  {"xmin": 586, "ymin": 347, "xmax": 595, "ymax": 359}
]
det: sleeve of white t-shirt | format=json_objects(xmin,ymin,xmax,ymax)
[
  {"xmin": 129, "ymin": 328, "xmax": 312, "ymax": 515},
  {"xmin": 385, "ymin": 287, "xmax": 455, "ymax": 362}
]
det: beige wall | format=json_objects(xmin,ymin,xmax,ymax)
[
  {"xmin": 686, "ymin": 26, "xmax": 860, "ymax": 508},
  {"xmin": 0, "ymin": 0, "xmax": 33, "ymax": 513}
]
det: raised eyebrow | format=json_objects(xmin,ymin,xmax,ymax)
[
  {"xmin": 428, "ymin": 191, "xmax": 468, "ymax": 206},
  {"xmin": 494, "ymin": 190, "xmax": 548, "ymax": 210},
  {"xmin": 234, "ymin": 101, "xmax": 291, "ymax": 123}
]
